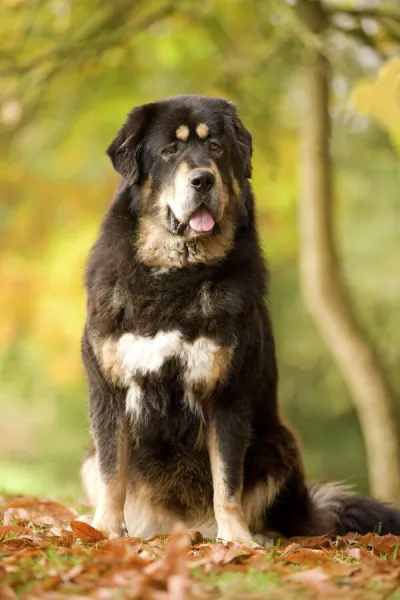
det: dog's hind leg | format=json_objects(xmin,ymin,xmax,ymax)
[
  {"xmin": 81, "ymin": 448, "xmax": 101, "ymax": 508},
  {"xmin": 123, "ymin": 483, "xmax": 180, "ymax": 539}
]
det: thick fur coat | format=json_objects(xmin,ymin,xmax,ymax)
[{"xmin": 81, "ymin": 95, "xmax": 400, "ymax": 544}]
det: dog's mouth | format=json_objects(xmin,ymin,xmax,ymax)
[
  {"xmin": 168, "ymin": 205, "xmax": 217, "ymax": 237},
  {"xmin": 189, "ymin": 206, "xmax": 215, "ymax": 232}
]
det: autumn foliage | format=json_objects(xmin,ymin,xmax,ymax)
[{"xmin": 1, "ymin": 495, "xmax": 400, "ymax": 599}]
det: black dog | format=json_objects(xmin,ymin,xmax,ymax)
[{"xmin": 81, "ymin": 94, "xmax": 400, "ymax": 544}]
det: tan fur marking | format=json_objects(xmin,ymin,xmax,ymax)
[
  {"xmin": 195, "ymin": 421, "xmax": 206, "ymax": 450},
  {"xmin": 91, "ymin": 335, "xmax": 126, "ymax": 386},
  {"xmin": 124, "ymin": 481, "xmax": 176, "ymax": 538},
  {"xmin": 124, "ymin": 479, "xmax": 218, "ymax": 539},
  {"xmin": 141, "ymin": 175, "xmax": 152, "ymax": 203},
  {"xmin": 231, "ymin": 174, "xmax": 241, "ymax": 201},
  {"xmin": 196, "ymin": 123, "xmax": 209, "ymax": 139},
  {"xmin": 183, "ymin": 338, "xmax": 234, "ymax": 396},
  {"xmin": 243, "ymin": 479, "xmax": 282, "ymax": 533},
  {"xmin": 207, "ymin": 427, "xmax": 255, "ymax": 545},
  {"xmin": 209, "ymin": 161, "xmax": 229, "ymax": 220},
  {"xmin": 176, "ymin": 125, "xmax": 190, "ymax": 141},
  {"xmin": 208, "ymin": 345, "xmax": 234, "ymax": 392},
  {"xmin": 88, "ymin": 421, "xmax": 129, "ymax": 539},
  {"xmin": 136, "ymin": 214, "xmax": 234, "ymax": 269}
]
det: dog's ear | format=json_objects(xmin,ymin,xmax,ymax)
[
  {"xmin": 227, "ymin": 102, "xmax": 252, "ymax": 179},
  {"xmin": 107, "ymin": 103, "xmax": 155, "ymax": 184}
]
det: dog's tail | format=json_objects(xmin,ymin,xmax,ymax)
[{"xmin": 308, "ymin": 481, "xmax": 400, "ymax": 536}]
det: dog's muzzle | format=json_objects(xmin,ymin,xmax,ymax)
[{"xmin": 185, "ymin": 169, "xmax": 216, "ymax": 233}]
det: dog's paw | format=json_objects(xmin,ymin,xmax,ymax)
[
  {"xmin": 217, "ymin": 527, "xmax": 274, "ymax": 548},
  {"xmin": 216, "ymin": 525, "xmax": 257, "ymax": 547},
  {"xmin": 217, "ymin": 536, "xmax": 258, "ymax": 548},
  {"xmin": 253, "ymin": 533, "xmax": 274, "ymax": 547},
  {"xmin": 92, "ymin": 513, "xmax": 125, "ymax": 539}
]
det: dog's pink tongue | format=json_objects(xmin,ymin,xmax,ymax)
[{"xmin": 189, "ymin": 207, "xmax": 215, "ymax": 232}]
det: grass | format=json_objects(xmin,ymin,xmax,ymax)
[{"xmin": 196, "ymin": 569, "xmax": 281, "ymax": 598}]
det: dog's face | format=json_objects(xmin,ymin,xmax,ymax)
[{"xmin": 107, "ymin": 95, "xmax": 252, "ymax": 268}]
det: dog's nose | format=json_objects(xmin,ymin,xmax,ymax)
[{"xmin": 189, "ymin": 169, "xmax": 215, "ymax": 192}]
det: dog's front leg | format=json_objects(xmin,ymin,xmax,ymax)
[
  {"xmin": 207, "ymin": 406, "xmax": 255, "ymax": 546},
  {"xmin": 91, "ymin": 411, "xmax": 129, "ymax": 539},
  {"xmin": 83, "ymin": 333, "xmax": 129, "ymax": 539}
]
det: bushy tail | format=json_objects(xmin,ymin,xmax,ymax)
[{"xmin": 308, "ymin": 482, "xmax": 400, "ymax": 536}]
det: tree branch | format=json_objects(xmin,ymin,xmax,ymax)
[
  {"xmin": 327, "ymin": 6, "xmax": 400, "ymax": 25},
  {"xmin": 328, "ymin": 6, "xmax": 400, "ymax": 56},
  {"xmin": 328, "ymin": 24, "xmax": 387, "ymax": 60}
]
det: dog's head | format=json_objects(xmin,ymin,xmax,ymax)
[{"xmin": 107, "ymin": 95, "xmax": 252, "ymax": 268}]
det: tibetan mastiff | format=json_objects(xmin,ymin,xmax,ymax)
[{"xmin": 81, "ymin": 94, "xmax": 400, "ymax": 545}]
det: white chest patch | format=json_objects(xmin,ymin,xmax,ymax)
[
  {"xmin": 118, "ymin": 330, "xmax": 183, "ymax": 380},
  {"xmin": 96, "ymin": 330, "xmax": 234, "ymax": 420}
]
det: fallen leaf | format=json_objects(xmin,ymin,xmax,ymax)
[
  {"xmin": 292, "ymin": 535, "xmax": 332, "ymax": 549},
  {"xmin": 284, "ymin": 548, "xmax": 333, "ymax": 568},
  {"xmin": 207, "ymin": 542, "xmax": 253, "ymax": 569},
  {"xmin": 0, "ymin": 525, "xmax": 31, "ymax": 540},
  {"xmin": 96, "ymin": 536, "xmax": 143, "ymax": 557},
  {"xmin": 358, "ymin": 533, "xmax": 400, "ymax": 555},
  {"xmin": 0, "ymin": 586, "xmax": 18, "ymax": 599},
  {"xmin": 1, "ymin": 497, "xmax": 78, "ymax": 526},
  {"xmin": 293, "ymin": 568, "xmax": 341, "ymax": 596},
  {"xmin": 70, "ymin": 519, "xmax": 106, "ymax": 542},
  {"xmin": 348, "ymin": 547, "xmax": 361, "ymax": 560},
  {"xmin": 279, "ymin": 542, "xmax": 301, "ymax": 557}
]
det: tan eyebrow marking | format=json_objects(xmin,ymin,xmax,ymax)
[
  {"xmin": 232, "ymin": 175, "xmax": 240, "ymax": 200},
  {"xmin": 175, "ymin": 125, "xmax": 190, "ymax": 141},
  {"xmin": 196, "ymin": 123, "xmax": 209, "ymax": 139}
]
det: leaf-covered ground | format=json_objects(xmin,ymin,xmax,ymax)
[{"xmin": 1, "ymin": 496, "xmax": 400, "ymax": 599}]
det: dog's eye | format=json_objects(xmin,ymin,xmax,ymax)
[
  {"xmin": 207, "ymin": 141, "xmax": 222, "ymax": 152},
  {"xmin": 162, "ymin": 142, "xmax": 179, "ymax": 158}
]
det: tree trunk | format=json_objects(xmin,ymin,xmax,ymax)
[{"xmin": 297, "ymin": 0, "xmax": 400, "ymax": 504}]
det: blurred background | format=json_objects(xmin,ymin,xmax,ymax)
[{"xmin": 0, "ymin": 0, "xmax": 399, "ymax": 504}]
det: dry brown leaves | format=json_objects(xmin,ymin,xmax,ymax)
[{"xmin": 1, "ymin": 495, "xmax": 400, "ymax": 599}]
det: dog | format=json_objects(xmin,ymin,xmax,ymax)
[{"xmin": 81, "ymin": 94, "xmax": 400, "ymax": 545}]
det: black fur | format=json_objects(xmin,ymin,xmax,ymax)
[
  {"xmin": 82, "ymin": 94, "xmax": 400, "ymax": 541},
  {"xmin": 337, "ymin": 495, "xmax": 400, "ymax": 536}
]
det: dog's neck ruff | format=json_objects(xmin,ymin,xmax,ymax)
[{"xmin": 135, "ymin": 214, "xmax": 235, "ymax": 270}]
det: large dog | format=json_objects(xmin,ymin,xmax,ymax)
[{"xmin": 81, "ymin": 94, "xmax": 400, "ymax": 545}]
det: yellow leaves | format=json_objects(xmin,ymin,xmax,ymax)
[
  {"xmin": 0, "ymin": 167, "xmax": 113, "ymax": 385},
  {"xmin": 34, "ymin": 225, "xmax": 93, "ymax": 385},
  {"xmin": 352, "ymin": 59, "xmax": 400, "ymax": 152},
  {"xmin": 252, "ymin": 129, "xmax": 299, "ymax": 261}
]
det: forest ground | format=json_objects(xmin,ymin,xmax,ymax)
[{"xmin": 1, "ymin": 495, "xmax": 400, "ymax": 599}]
